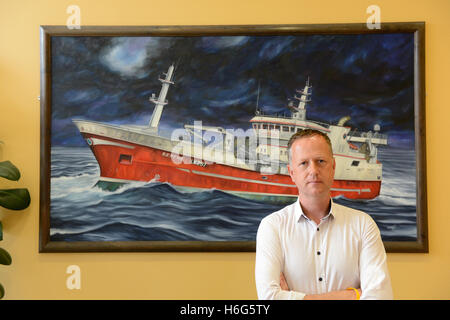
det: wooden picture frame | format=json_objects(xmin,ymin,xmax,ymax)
[{"xmin": 40, "ymin": 22, "xmax": 427, "ymax": 253}]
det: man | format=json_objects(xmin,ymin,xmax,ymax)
[{"xmin": 255, "ymin": 129, "xmax": 393, "ymax": 300}]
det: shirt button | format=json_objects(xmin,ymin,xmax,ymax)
[
  {"xmin": 319, "ymin": 277, "xmax": 323, "ymax": 282},
  {"xmin": 317, "ymin": 227, "xmax": 319, "ymax": 231},
  {"xmin": 317, "ymin": 251, "xmax": 321, "ymax": 255}
]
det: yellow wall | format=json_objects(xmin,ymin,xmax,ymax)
[{"xmin": 0, "ymin": 0, "xmax": 449, "ymax": 299}]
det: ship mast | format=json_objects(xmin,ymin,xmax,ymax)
[
  {"xmin": 148, "ymin": 64, "xmax": 175, "ymax": 129},
  {"xmin": 292, "ymin": 77, "xmax": 312, "ymax": 120}
]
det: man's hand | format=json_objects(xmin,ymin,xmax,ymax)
[
  {"xmin": 304, "ymin": 288, "xmax": 363, "ymax": 300},
  {"xmin": 280, "ymin": 272, "xmax": 289, "ymax": 291}
]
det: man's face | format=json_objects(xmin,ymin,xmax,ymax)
[{"xmin": 287, "ymin": 135, "xmax": 335, "ymax": 199}]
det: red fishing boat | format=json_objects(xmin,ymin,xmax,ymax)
[{"xmin": 73, "ymin": 64, "xmax": 388, "ymax": 203}]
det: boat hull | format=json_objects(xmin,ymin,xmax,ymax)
[{"xmin": 81, "ymin": 131, "xmax": 381, "ymax": 203}]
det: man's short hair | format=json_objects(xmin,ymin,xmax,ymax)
[{"xmin": 287, "ymin": 129, "xmax": 333, "ymax": 163}]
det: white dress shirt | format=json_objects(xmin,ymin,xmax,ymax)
[{"xmin": 255, "ymin": 199, "xmax": 393, "ymax": 300}]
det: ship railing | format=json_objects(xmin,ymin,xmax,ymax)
[
  {"xmin": 253, "ymin": 111, "xmax": 330, "ymax": 129},
  {"xmin": 346, "ymin": 130, "xmax": 388, "ymax": 146},
  {"xmin": 347, "ymin": 130, "xmax": 388, "ymax": 140}
]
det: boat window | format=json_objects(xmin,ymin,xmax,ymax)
[
  {"xmin": 283, "ymin": 126, "xmax": 289, "ymax": 132},
  {"xmin": 263, "ymin": 124, "xmax": 267, "ymax": 129},
  {"xmin": 275, "ymin": 125, "xmax": 280, "ymax": 130},
  {"xmin": 351, "ymin": 160, "xmax": 359, "ymax": 167},
  {"xmin": 119, "ymin": 154, "xmax": 132, "ymax": 165},
  {"xmin": 291, "ymin": 127, "xmax": 295, "ymax": 132}
]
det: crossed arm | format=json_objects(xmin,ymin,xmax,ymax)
[{"xmin": 279, "ymin": 272, "xmax": 361, "ymax": 300}]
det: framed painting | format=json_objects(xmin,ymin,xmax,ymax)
[{"xmin": 39, "ymin": 22, "xmax": 427, "ymax": 253}]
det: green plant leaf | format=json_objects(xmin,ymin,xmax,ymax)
[
  {"xmin": 0, "ymin": 161, "xmax": 21, "ymax": 181},
  {"xmin": 0, "ymin": 282, "xmax": 4, "ymax": 299},
  {"xmin": 0, "ymin": 247, "xmax": 12, "ymax": 265},
  {"xmin": 0, "ymin": 188, "xmax": 31, "ymax": 210}
]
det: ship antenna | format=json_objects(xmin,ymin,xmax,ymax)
[
  {"xmin": 174, "ymin": 57, "xmax": 181, "ymax": 74},
  {"xmin": 171, "ymin": 58, "xmax": 182, "ymax": 83},
  {"xmin": 255, "ymin": 81, "xmax": 261, "ymax": 115}
]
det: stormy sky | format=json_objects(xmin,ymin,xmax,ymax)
[{"xmin": 50, "ymin": 32, "xmax": 415, "ymax": 148}]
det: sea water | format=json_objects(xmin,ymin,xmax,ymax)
[{"xmin": 49, "ymin": 146, "xmax": 417, "ymax": 242}]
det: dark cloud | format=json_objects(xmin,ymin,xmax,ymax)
[{"xmin": 50, "ymin": 33, "xmax": 415, "ymax": 147}]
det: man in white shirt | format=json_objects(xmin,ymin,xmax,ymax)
[{"xmin": 255, "ymin": 129, "xmax": 393, "ymax": 300}]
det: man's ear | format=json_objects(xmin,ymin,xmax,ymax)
[{"xmin": 287, "ymin": 164, "xmax": 295, "ymax": 182}]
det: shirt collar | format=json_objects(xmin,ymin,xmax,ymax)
[{"xmin": 295, "ymin": 198, "xmax": 336, "ymax": 223}]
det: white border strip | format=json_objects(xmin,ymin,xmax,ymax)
[
  {"xmin": 190, "ymin": 169, "xmax": 296, "ymax": 188},
  {"xmin": 90, "ymin": 137, "xmax": 135, "ymax": 149}
]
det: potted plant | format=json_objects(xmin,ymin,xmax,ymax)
[{"xmin": 0, "ymin": 156, "xmax": 31, "ymax": 299}]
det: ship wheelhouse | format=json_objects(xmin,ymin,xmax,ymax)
[{"xmin": 248, "ymin": 76, "xmax": 387, "ymax": 178}]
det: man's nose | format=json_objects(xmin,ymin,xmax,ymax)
[{"xmin": 309, "ymin": 161, "xmax": 320, "ymax": 174}]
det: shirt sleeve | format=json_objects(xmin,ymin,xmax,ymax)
[
  {"xmin": 359, "ymin": 215, "xmax": 394, "ymax": 300},
  {"xmin": 255, "ymin": 217, "xmax": 306, "ymax": 300}
]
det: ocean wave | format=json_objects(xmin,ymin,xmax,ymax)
[
  {"xmin": 49, "ymin": 146, "xmax": 419, "ymax": 242},
  {"xmin": 51, "ymin": 172, "xmax": 98, "ymax": 183},
  {"xmin": 51, "ymin": 221, "xmax": 202, "ymax": 241},
  {"xmin": 379, "ymin": 197, "xmax": 415, "ymax": 208}
]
